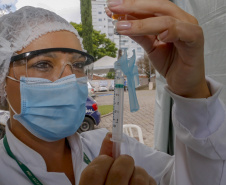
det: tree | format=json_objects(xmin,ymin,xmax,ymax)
[
  {"xmin": 0, "ymin": 4, "xmax": 12, "ymax": 17},
  {"xmin": 80, "ymin": 0, "xmax": 93, "ymax": 56},
  {"xmin": 136, "ymin": 53, "xmax": 155, "ymax": 81},
  {"xmin": 106, "ymin": 71, "xmax": 115, "ymax": 79},
  {"xmin": 71, "ymin": 23, "xmax": 117, "ymax": 60}
]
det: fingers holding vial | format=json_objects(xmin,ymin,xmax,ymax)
[
  {"xmin": 79, "ymin": 132, "xmax": 157, "ymax": 185},
  {"xmin": 79, "ymin": 154, "xmax": 157, "ymax": 185},
  {"xmin": 106, "ymin": 0, "xmax": 210, "ymax": 98}
]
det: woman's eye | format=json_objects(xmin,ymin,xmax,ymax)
[
  {"xmin": 32, "ymin": 61, "xmax": 52, "ymax": 70},
  {"xmin": 72, "ymin": 62, "xmax": 84, "ymax": 69}
]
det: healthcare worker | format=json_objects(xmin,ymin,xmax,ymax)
[{"xmin": 0, "ymin": 1, "xmax": 225, "ymax": 185}]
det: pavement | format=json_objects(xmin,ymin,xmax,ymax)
[{"xmin": 95, "ymin": 90, "xmax": 156, "ymax": 147}]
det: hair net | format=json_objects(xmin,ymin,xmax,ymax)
[{"xmin": 0, "ymin": 6, "xmax": 84, "ymax": 107}]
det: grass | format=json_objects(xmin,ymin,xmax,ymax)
[{"xmin": 98, "ymin": 105, "xmax": 113, "ymax": 116}]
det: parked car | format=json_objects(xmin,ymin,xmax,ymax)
[
  {"xmin": 93, "ymin": 86, "xmax": 98, "ymax": 92},
  {"xmin": 108, "ymin": 84, "xmax": 114, "ymax": 91},
  {"xmin": 98, "ymin": 85, "xmax": 108, "ymax": 92},
  {"xmin": 87, "ymin": 81, "xmax": 96, "ymax": 98},
  {"xmin": 78, "ymin": 96, "xmax": 101, "ymax": 132}
]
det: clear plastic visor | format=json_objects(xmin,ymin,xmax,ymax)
[{"xmin": 10, "ymin": 49, "xmax": 94, "ymax": 82}]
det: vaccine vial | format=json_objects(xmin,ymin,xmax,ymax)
[{"xmin": 112, "ymin": 14, "xmax": 127, "ymax": 35}]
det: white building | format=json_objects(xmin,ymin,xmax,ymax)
[
  {"xmin": 91, "ymin": 0, "xmax": 114, "ymax": 41},
  {"xmin": 91, "ymin": 0, "xmax": 144, "ymax": 59}
]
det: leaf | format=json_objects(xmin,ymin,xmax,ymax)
[{"xmin": 70, "ymin": 22, "xmax": 118, "ymax": 61}]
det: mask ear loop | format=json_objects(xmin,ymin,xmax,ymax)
[
  {"xmin": 6, "ymin": 61, "xmax": 21, "ymax": 116},
  {"xmin": 6, "ymin": 76, "xmax": 20, "ymax": 82},
  {"xmin": 6, "ymin": 98, "xmax": 18, "ymax": 115},
  {"xmin": 5, "ymin": 76, "xmax": 20, "ymax": 116}
]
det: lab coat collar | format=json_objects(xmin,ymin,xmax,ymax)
[
  {"xmin": 5, "ymin": 121, "xmax": 84, "ymax": 174},
  {"xmin": 5, "ymin": 121, "xmax": 47, "ymax": 170}
]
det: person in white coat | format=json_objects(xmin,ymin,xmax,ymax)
[{"xmin": 0, "ymin": 1, "xmax": 225, "ymax": 185}]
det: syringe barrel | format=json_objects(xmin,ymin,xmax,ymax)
[
  {"xmin": 113, "ymin": 141, "xmax": 121, "ymax": 159},
  {"xmin": 112, "ymin": 69, "xmax": 124, "ymax": 158},
  {"xmin": 114, "ymin": 69, "xmax": 124, "ymax": 84}
]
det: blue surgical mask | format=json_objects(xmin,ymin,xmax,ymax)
[{"xmin": 7, "ymin": 74, "xmax": 88, "ymax": 142}]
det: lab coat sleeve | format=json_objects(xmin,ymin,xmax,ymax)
[
  {"xmin": 120, "ymin": 134, "xmax": 175, "ymax": 185},
  {"xmin": 165, "ymin": 77, "xmax": 226, "ymax": 185}
]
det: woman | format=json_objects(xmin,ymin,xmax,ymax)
[
  {"xmin": 0, "ymin": 1, "xmax": 225, "ymax": 185},
  {"xmin": 0, "ymin": 6, "xmax": 156, "ymax": 185}
]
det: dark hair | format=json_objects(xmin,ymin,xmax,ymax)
[
  {"xmin": 0, "ymin": 103, "xmax": 9, "ymax": 111},
  {"xmin": 0, "ymin": 124, "xmax": 5, "ymax": 139}
]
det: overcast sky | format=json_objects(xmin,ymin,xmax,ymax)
[{"xmin": 0, "ymin": 0, "xmax": 81, "ymax": 23}]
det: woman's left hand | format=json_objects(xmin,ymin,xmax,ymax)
[{"xmin": 79, "ymin": 133, "xmax": 156, "ymax": 185}]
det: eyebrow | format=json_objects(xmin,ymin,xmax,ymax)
[
  {"xmin": 39, "ymin": 52, "xmax": 58, "ymax": 58},
  {"xmin": 71, "ymin": 53, "xmax": 86, "ymax": 60},
  {"xmin": 31, "ymin": 51, "xmax": 86, "ymax": 63}
]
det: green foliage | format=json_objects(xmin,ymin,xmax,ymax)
[
  {"xmin": 92, "ymin": 30, "xmax": 117, "ymax": 60},
  {"xmin": 80, "ymin": 0, "xmax": 93, "ymax": 55},
  {"xmin": 106, "ymin": 72, "xmax": 115, "ymax": 79},
  {"xmin": 70, "ymin": 23, "xmax": 117, "ymax": 60},
  {"xmin": 71, "ymin": 23, "xmax": 83, "ymax": 36}
]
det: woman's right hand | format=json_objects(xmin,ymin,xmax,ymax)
[{"xmin": 79, "ymin": 133, "xmax": 156, "ymax": 185}]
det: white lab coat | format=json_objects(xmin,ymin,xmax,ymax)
[{"xmin": 0, "ymin": 78, "xmax": 225, "ymax": 185}]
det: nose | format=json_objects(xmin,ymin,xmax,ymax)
[{"xmin": 58, "ymin": 63, "xmax": 73, "ymax": 79}]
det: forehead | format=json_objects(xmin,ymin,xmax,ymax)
[{"xmin": 17, "ymin": 31, "xmax": 83, "ymax": 55}]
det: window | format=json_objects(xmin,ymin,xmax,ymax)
[
  {"xmin": 137, "ymin": 47, "xmax": 142, "ymax": 52},
  {"xmin": 120, "ymin": 40, "xmax": 128, "ymax": 45},
  {"xmin": 98, "ymin": 11, "xmax": 102, "ymax": 14},
  {"xmin": 99, "ymin": 18, "xmax": 102, "ymax": 21},
  {"xmin": 121, "ymin": 47, "xmax": 128, "ymax": 50}
]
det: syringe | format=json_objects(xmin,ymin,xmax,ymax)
[
  {"xmin": 111, "ymin": 13, "xmax": 139, "ymax": 158},
  {"xmin": 111, "ymin": 47, "xmax": 140, "ymax": 159},
  {"xmin": 111, "ymin": 65, "xmax": 124, "ymax": 159}
]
